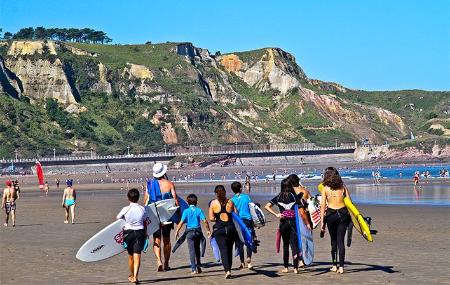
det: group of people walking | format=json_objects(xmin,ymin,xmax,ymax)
[{"xmin": 118, "ymin": 163, "xmax": 353, "ymax": 283}]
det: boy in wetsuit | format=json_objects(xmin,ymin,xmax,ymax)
[
  {"xmin": 2, "ymin": 181, "xmax": 18, "ymax": 227},
  {"xmin": 231, "ymin": 181, "xmax": 256, "ymax": 269},
  {"xmin": 174, "ymin": 194, "xmax": 211, "ymax": 274},
  {"xmin": 62, "ymin": 179, "xmax": 76, "ymax": 224}
]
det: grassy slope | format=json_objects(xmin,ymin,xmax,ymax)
[
  {"xmin": 67, "ymin": 43, "xmax": 189, "ymax": 70},
  {"xmin": 337, "ymin": 90, "xmax": 450, "ymax": 132}
]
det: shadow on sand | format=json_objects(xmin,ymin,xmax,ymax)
[{"xmin": 96, "ymin": 261, "xmax": 398, "ymax": 284}]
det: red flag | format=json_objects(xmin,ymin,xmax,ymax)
[{"xmin": 35, "ymin": 161, "xmax": 44, "ymax": 190}]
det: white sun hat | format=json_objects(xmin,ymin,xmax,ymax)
[{"xmin": 153, "ymin": 162, "xmax": 168, "ymax": 178}]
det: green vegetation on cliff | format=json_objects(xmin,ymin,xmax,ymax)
[{"xmin": 1, "ymin": 40, "xmax": 448, "ymax": 158}]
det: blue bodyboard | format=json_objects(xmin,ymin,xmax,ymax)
[
  {"xmin": 210, "ymin": 237, "xmax": 221, "ymax": 262},
  {"xmin": 231, "ymin": 212, "xmax": 254, "ymax": 252},
  {"xmin": 295, "ymin": 204, "xmax": 314, "ymax": 265}
]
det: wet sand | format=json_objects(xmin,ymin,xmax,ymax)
[{"xmin": 1, "ymin": 183, "xmax": 449, "ymax": 285}]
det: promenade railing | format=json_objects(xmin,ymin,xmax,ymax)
[{"xmin": 1, "ymin": 143, "xmax": 381, "ymax": 164}]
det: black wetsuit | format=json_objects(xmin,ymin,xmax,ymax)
[
  {"xmin": 212, "ymin": 200, "xmax": 238, "ymax": 272},
  {"xmin": 270, "ymin": 193, "xmax": 301, "ymax": 269},
  {"xmin": 325, "ymin": 190, "xmax": 350, "ymax": 268}
]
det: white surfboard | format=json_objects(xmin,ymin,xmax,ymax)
[
  {"xmin": 249, "ymin": 202, "xmax": 266, "ymax": 228},
  {"xmin": 76, "ymin": 199, "xmax": 178, "ymax": 262},
  {"xmin": 307, "ymin": 196, "xmax": 322, "ymax": 229}
]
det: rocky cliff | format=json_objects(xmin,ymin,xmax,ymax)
[{"xmin": 0, "ymin": 40, "xmax": 448, "ymax": 157}]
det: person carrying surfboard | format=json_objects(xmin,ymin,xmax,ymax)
[
  {"xmin": 116, "ymin": 188, "xmax": 148, "ymax": 284},
  {"xmin": 143, "ymin": 162, "xmax": 178, "ymax": 272},
  {"xmin": 174, "ymin": 194, "xmax": 211, "ymax": 275},
  {"xmin": 319, "ymin": 167, "xmax": 351, "ymax": 274},
  {"xmin": 209, "ymin": 185, "xmax": 239, "ymax": 279},
  {"xmin": 230, "ymin": 181, "xmax": 256, "ymax": 270},
  {"xmin": 265, "ymin": 178, "xmax": 302, "ymax": 274}
]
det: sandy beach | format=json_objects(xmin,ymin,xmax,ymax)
[{"xmin": 1, "ymin": 179, "xmax": 449, "ymax": 285}]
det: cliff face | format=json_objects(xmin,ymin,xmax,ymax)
[
  {"xmin": 1, "ymin": 41, "xmax": 77, "ymax": 104},
  {"xmin": 0, "ymin": 40, "xmax": 447, "ymax": 157}
]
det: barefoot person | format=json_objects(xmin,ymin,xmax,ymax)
[
  {"xmin": 230, "ymin": 181, "xmax": 256, "ymax": 269},
  {"xmin": 287, "ymin": 174, "xmax": 312, "ymax": 267},
  {"xmin": 117, "ymin": 188, "xmax": 148, "ymax": 284},
  {"xmin": 62, "ymin": 179, "xmax": 76, "ymax": 224},
  {"xmin": 265, "ymin": 178, "xmax": 301, "ymax": 274},
  {"xmin": 143, "ymin": 163, "xmax": 178, "ymax": 271},
  {"xmin": 174, "ymin": 194, "xmax": 211, "ymax": 275},
  {"xmin": 209, "ymin": 185, "xmax": 238, "ymax": 279},
  {"xmin": 320, "ymin": 167, "xmax": 351, "ymax": 274},
  {"xmin": 2, "ymin": 181, "xmax": 18, "ymax": 227},
  {"xmin": 44, "ymin": 181, "xmax": 49, "ymax": 196}
]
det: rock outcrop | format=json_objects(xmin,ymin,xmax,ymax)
[
  {"xmin": 4, "ymin": 57, "xmax": 77, "ymax": 104},
  {"xmin": 7, "ymin": 40, "xmax": 57, "ymax": 56},
  {"xmin": 219, "ymin": 48, "xmax": 303, "ymax": 95}
]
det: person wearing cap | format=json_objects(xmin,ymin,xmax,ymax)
[
  {"xmin": 143, "ymin": 162, "xmax": 178, "ymax": 271},
  {"xmin": 61, "ymin": 179, "xmax": 76, "ymax": 224},
  {"xmin": 2, "ymin": 181, "xmax": 18, "ymax": 227}
]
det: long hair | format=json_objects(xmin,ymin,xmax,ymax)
[
  {"xmin": 214, "ymin": 185, "xmax": 227, "ymax": 206},
  {"xmin": 322, "ymin": 167, "xmax": 344, "ymax": 189},
  {"xmin": 280, "ymin": 178, "xmax": 295, "ymax": 198},
  {"xmin": 286, "ymin": 174, "xmax": 300, "ymax": 187}
]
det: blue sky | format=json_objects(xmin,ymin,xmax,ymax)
[{"xmin": 1, "ymin": 0, "xmax": 449, "ymax": 91}]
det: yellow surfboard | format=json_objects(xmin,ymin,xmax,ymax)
[
  {"xmin": 318, "ymin": 183, "xmax": 324, "ymax": 193},
  {"xmin": 344, "ymin": 197, "xmax": 373, "ymax": 242}
]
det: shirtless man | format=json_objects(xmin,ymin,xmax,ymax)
[
  {"xmin": 143, "ymin": 163, "xmax": 178, "ymax": 271},
  {"xmin": 61, "ymin": 179, "xmax": 76, "ymax": 224},
  {"xmin": 2, "ymin": 181, "xmax": 18, "ymax": 227}
]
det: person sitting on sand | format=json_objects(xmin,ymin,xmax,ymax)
[
  {"xmin": 230, "ymin": 181, "xmax": 256, "ymax": 269},
  {"xmin": 117, "ymin": 188, "xmax": 148, "ymax": 284},
  {"xmin": 320, "ymin": 167, "xmax": 351, "ymax": 274},
  {"xmin": 143, "ymin": 162, "xmax": 178, "ymax": 271},
  {"xmin": 174, "ymin": 194, "xmax": 211, "ymax": 275},
  {"xmin": 62, "ymin": 179, "xmax": 76, "ymax": 224},
  {"xmin": 265, "ymin": 178, "xmax": 301, "ymax": 274},
  {"xmin": 2, "ymin": 180, "xmax": 18, "ymax": 227},
  {"xmin": 209, "ymin": 185, "xmax": 238, "ymax": 279}
]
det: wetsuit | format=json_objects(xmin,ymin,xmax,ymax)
[
  {"xmin": 212, "ymin": 200, "xmax": 238, "ymax": 272},
  {"xmin": 325, "ymin": 189, "xmax": 350, "ymax": 268},
  {"xmin": 269, "ymin": 193, "xmax": 301, "ymax": 269}
]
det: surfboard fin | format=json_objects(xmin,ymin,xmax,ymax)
[
  {"xmin": 167, "ymin": 206, "xmax": 180, "ymax": 211},
  {"xmin": 370, "ymin": 230, "xmax": 378, "ymax": 235}
]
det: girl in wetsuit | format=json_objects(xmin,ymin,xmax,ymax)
[
  {"xmin": 209, "ymin": 185, "xmax": 238, "ymax": 279},
  {"xmin": 265, "ymin": 178, "xmax": 301, "ymax": 274},
  {"xmin": 320, "ymin": 167, "xmax": 351, "ymax": 274}
]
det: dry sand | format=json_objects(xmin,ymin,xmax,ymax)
[{"xmin": 0, "ymin": 183, "xmax": 449, "ymax": 285}]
